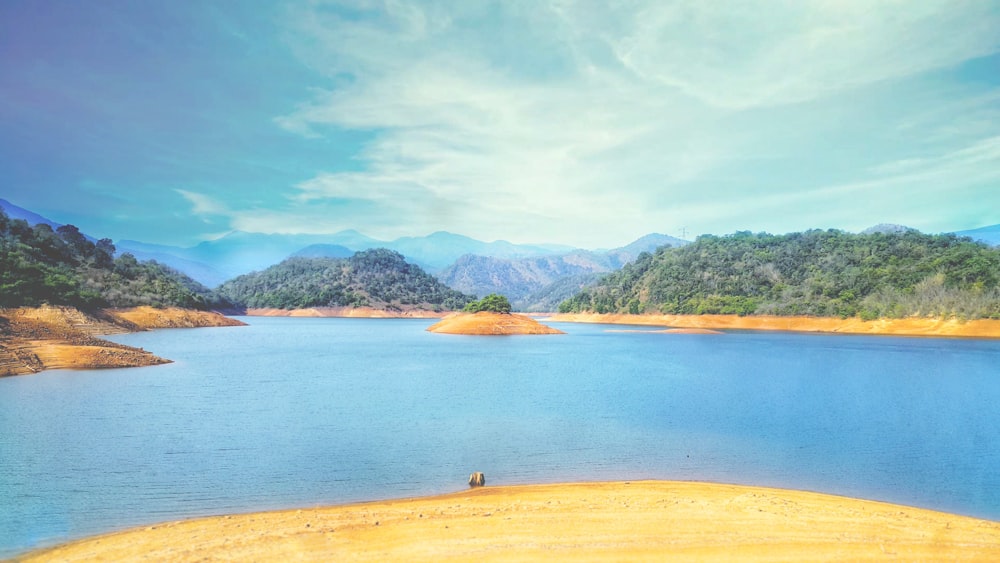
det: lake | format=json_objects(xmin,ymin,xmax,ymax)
[{"xmin": 2, "ymin": 317, "xmax": 999, "ymax": 556}]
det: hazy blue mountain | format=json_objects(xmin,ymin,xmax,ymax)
[
  {"xmin": 436, "ymin": 233, "xmax": 690, "ymax": 310},
  {"xmin": 0, "ymin": 198, "xmax": 98, "ymax": 242},
  {"xmin": 390, "ymin": 231, "xmax": 570, "ymax": 271},
  {"xmin": 292, "ymin": 244, "xmax": 355, "ymax": 259},
  {"xmin": 118, "ymin": 231, "xmax": 368, "ymax": 285},
  {"xmin": 0, "ymin": 198, "xmax": 63, "ymax": 230},
  {"xmin": 954, "ymin": 224, "xmax": 1000, "ymax": 246},
  {"xmin": 119, "ymin": 229, "xmax": 578, "ymax": 286},
  {"xmin": 115, "ymin": 247, "xmax": 232, "ymax": 288}
]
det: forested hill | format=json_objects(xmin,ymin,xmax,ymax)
[
  {"xmin": 217, "ymin": 249, "xmax": 475, "ymax": 312},
  {"xmin": 559, "ymin": 230, "xmax": 1000, "ymax": 320},
  {"xmin": 0, "ymin": 207, "xmax": 229, "ymax": 310}
]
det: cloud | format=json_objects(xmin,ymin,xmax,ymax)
[
  {"xmin": 262, "ymin": 0, "xmax": 1000, "ymax": 245},
  {"xmin": 176, "ymin": 189, "xmax": 228, "ymax": 216},
  {"xmin": 583, "ymin": 0, "xmax": 1000, "ymax": 109}
]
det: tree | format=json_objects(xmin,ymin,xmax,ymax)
[{"xmin": 464, "ymin": 293, "xmax": 512, "ymax": 314}]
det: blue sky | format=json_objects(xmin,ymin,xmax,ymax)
[{"xmin": 2, "ymin": 1, "xmax": 998, "ymax": 248}]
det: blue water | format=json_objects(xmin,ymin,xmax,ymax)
[{"xmin": 2, "ymin": 317, "xmax": 1000, "ymax": 556}]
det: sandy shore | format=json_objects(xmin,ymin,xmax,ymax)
[
  {"xmin": 0, "ymin": 306, "xmax": 244, "ymax": 376},
  {"xmin": 548, "ymin": 312, "xmax": 1000, "ymax": 338},
  {"xmin": 17, "ymin": 481, "xmax": 1000, "ymax": 562},
  {"xmin": 427, "ymin": 312, "xmax": 564, "ymax": 335},
  {"xmin": 105, "ymin": 306, "xmax": 246, "ymax": 329}
]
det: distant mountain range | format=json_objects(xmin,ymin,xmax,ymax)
[
  {"xmin": 437, "ymin": 234, "xmax": 689, "ymax": 311},
  {"xmin": 955, "ymin": 224, "xmax": 1000, "ymax": 246},
  {"xmin": 6, "ymin": 198, "xmax": 998, "ymax": 308},
  {"xmin": 113, "ymin": 229, "xmax": 585, "ymax": 287}
]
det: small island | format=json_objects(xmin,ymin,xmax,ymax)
[{"xmin": 427, "ymin": 294, "xmax": 564, "ymax": 335}]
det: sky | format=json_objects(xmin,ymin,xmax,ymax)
[{"xmin": 1, "ymin": 1, "xmax": 999, "ymax": 249}]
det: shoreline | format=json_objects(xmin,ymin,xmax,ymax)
[
  {"xmin": 426, "ymin": 311, "xmax": 564, "ymax": 335},
  {"xmin": 547, "ymin": 312, "xmax": 1000, "ymax": 338},
  {"xmin": 0, "ymin": 306, "xmax": 244, "ymax": 376},
  {"xmin": 17, "ymin": 480, "xmax": 1000, "ymax": 562}
]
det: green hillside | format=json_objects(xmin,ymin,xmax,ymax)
[
  {"xmin": 559, "ymin": 230, "xmax": 1000, "ymax": 320},
  {"xmin": 0, "ymin": 207, "xmax": 228, "ymax": 310},
  {"xmin": 218, "ymin": 249, "xmax": 474, "ymax": 312}
]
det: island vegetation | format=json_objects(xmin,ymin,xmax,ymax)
[
  {"xmin": 462, "ymin": 293, "xmax": 513, "ymax": 313},
  {"xmin": 217, "ymin": 249, "xmax": 475, "ymax": 312},
  {"xmin": 559, "ymin": 229, "xmax": 1000, "ymax": 320}
]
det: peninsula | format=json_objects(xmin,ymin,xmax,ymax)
[
  {"xmin": 19, "ymin": 481, "xmax": 1000, "ymax": 562},
  {"xmin": 0, "ymin": 305, "xmax": 244, "ymax": 376}
]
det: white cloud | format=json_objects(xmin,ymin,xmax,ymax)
[
  {"xmin": 176, "ymin": 189, "xmax": 228, "ymax": 216},
  {"xmin": 583, "ymin": 0, "xmax": 1000, "ymax": 109},
  {"xmin": 261, "ymin": 0, "xmax": 1000, "ymax": 245}
]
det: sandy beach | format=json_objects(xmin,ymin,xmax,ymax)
[
  {"xmin": 548, "ymin": 312, "xmax": 1000, "ymax": 338},
  {"xmin": 17, "ymin": 481, "xmax": 1000, "ymax": 562}
]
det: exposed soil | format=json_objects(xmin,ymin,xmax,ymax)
[
  {"xmin": 0, "ymin": 306, "xmax": 244, "ymax": 376},
  {"xmin": 106, "ymin": 306, "xmax": 246, "ymax": 328},
  {"xmin": 426, "ymin": 312, "xmax": 564, "ymax": 335},
  {"xmin": 17, "ymin": 481, "xmax": 1000, "ymax": 562},
  {"xmin": 548, "ymin": 313, "xmax": 1000, "ymax": 338}
]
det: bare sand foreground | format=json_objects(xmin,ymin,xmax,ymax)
[
  {"xmin": 548, "ymin": 312, "xmax": 1000, "ymax": 338},
  {"xmin": 17, "ymin": 481, "xmax": 1000, "ymax": 562}
]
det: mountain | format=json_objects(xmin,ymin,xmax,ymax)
[
  {"xmin": 292, "ymin": 244, "xmax": 355, "ymax": 259},
  {"xmin": 0, "ymin": 198, "xmax": 63, "ymax": 231},
  {"xmin": 436, "ymin": 233, "xmax": 689, "ymax": 311},
  {"xmin": 116, "ymin": 231, "xmax": 378, "ymax": 286},
  {"xmin": 217, "ymin": 249, "xmax": 473, "ymax": 312},
  {"xmin": 389, "ymin": 231, "xmax": 570, "ymax": 271},
  {"xmin": 954, "ymin": 224, "xmax": 1000, "ymax": 246},
  {"xmin": 0, "ymin": 198, "xmax": 100, "ymax": 242},
  {"xmin": 604, "ymin": 233, "xmax": 690, "ymax": 264},
  {"xmin": 516, "ymin": 272, "xmax": 604, "ymax": 312},
  {"xmin": 861, "ymin": 223, "xmax": 916, "ymax": 235},
  {"xmin": 560, "ymin": 229, "xmax": 1000, "ymax": 320},
  {"xmin": 0, "ymin": 205, "xmax": 228, "ymax": 310},
  {"xmin": 117, "ymin": 229, "xmax": 576, "ymax": 286}
]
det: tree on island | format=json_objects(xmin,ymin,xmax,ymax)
[{"xmin": 463, "ymin": 293, "xmax": 512, "ymax": 314}]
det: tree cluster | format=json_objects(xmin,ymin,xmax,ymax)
[
  {"xmin": 217, "ymin": 249, "xmax": 474, "ymax": 311},
  {"xmin": 0, "ymin": 207, "xmax": 228, "ymax": 310},
  {"xmin": 559, "ymin": 229, "xmax": 1000, "ymax": 320},
  {"xmin": 463, "ymin": 293, "xmax": 513, "ymax": 314}
]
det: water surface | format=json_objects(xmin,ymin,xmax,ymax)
[{"xmin": 2, "ymin": 317, "xmax": 999, "ymax": 555}]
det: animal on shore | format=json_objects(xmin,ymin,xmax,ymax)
[{"xmin": 468, "ymin": 472, "xmax": 485, "ymax": 488}]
